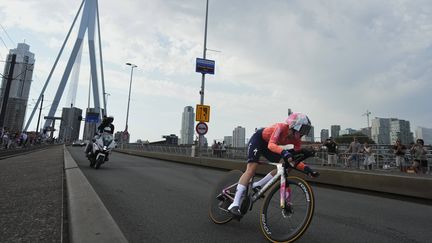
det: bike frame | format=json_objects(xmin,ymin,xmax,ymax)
[
  {"xmin": 251, "ymin": 163, "xmax": 287, "ymax": 206},
  {"xmin": 221, "ymin": 160, "xmax": 306, "ymax": 212}
]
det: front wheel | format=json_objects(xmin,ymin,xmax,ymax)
[
  {"xmin": 260, "ymin": 176, "xmax": 315, "ymax": 243},
  {"xmin": 95, "ymin": 156, "xmax": 105, "ymax": 169},
  {"xmin": 209, "ymin": 170, "xmax": 243, "ymax": 224}
]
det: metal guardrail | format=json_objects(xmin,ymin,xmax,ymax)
[{"xmin": 121, "ymin": 143, "xmax": 431, "ymax": 175}]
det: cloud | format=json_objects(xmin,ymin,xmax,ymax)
[{"xmin": 1, "ymin": 0, "xmax": 431, "ymax": 142}]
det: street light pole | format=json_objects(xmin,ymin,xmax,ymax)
[
  {"xmin": 198, "ymin": 0, "xmax": 209, "ymax": 150},
  {"xmin": 200, "ymin": 0, "xmax": 209, "ymax": 104},
  {"xmin": 125, "ymin": 62, "xmax": 137, "ymax": 133},
  {"xmin": 104, "ymin": 92, "xmax": 110, "ymax": 113}
]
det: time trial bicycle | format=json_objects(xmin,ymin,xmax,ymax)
[{"xmin": 209, "ymin": 150, "xmax": 318, "ymax": 243}]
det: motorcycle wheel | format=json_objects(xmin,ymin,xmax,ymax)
[{"xmin": 95, "ymin": 156, "xmax": 105, "ymax": 169}]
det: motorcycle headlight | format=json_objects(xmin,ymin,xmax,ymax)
[{"xmin": 103, "ymin": 146, "xmax": 107, "ymax": 150}]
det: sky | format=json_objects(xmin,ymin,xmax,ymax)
[{"xmin": 0, "ymin": 0, "xmax": 431, "ymax": 143}]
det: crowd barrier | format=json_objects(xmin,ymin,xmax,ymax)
[{"xmin": 115, "ymin": 147, "xmax": 432, "ymax": 200}]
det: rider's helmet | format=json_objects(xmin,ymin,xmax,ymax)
[
  {"xmin": 285, "ymin": 112, "xmax": 312, "ymax": 137},
  {"xmin": 107, "ymin": 116, "xmax": 114, "ymax": 123}
]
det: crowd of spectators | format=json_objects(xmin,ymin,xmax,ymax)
[
  {"xmin": 320, "ymin": 136, "xmax": 430, "ymax": 174},
  {"xmin": 0, "ymin": 127, "xmax": 48, "ymax": 150},
  {"xmin": 211, "ymin": 140, "xmax": 227, "ymax": 158}
]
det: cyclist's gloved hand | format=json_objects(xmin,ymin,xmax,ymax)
[
  {"xmin": 281, "ymin": 149, "xmax": 293, "ymax": 161},
  {"xmin": 304, "ymin": 166, "xmax": 320, "ymax": 178},
  {"xmin": 310, "ymin": 171, "xmax": 320, "ymax": 178}
]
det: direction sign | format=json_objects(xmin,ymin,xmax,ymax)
[
  {"xmin": 196, "ymin": 104, "xmax": 210, "ymax": 122},
  {"xmin": 196, "ymin": 58, "xmax": 215, "ymax": 75},
  {"xmin": 85, "ymin": 112, "xmax": 100, "ymax": 123},
  {"xmin": 195, "ymin": 122, "xmax": 208, "ymax": 135}
]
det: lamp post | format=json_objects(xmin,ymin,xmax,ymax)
[
  {"xmin": 104, "ymin": 92, "xmax": 110, "ymax": 113},
  {"xmin": 198, "ymin": 0, "xmax": 209, "ymax": 150},
  {"xmin": 125, "ymin": 63, "xmax": 137, "ymax": 144}
]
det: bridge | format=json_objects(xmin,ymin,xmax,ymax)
[{"xmin": 1, "ymin": 145, "xmax": 431, "ymax": 242}]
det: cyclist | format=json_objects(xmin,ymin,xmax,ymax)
[{"xmin": 228, "ymin": 112, "xmax": 319, "ymax": 216}]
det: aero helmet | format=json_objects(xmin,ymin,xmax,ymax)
[{"xmin": 285, "ymin": 112, "xmax": 312, "ymax": 136}]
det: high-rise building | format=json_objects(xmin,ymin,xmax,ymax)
[
  {"xmin": 320, "ymin": 129, "xmax": 329, "ymax": 142},
  {"xmin": 371, "ymin": 117, "xmax": 413, "ymax": 144},
  {"xmin": 233, "ymin": 126, "xmax": 246, "ymax": 148},
  {"xmin": 0, "ymin": 43, "xmax": 35, "ymax": 132},
  {"xmin": 371, "ymin": 118, "xmax": 390, "ymax": 144},
  {"xmin": 415, "ymin": 127, "xmax": 432, "ymax": 145},
  {"xmin": 59, "ymin": 107, "xmax": 82, "ymax": 143},
  {"xmin": 330, "ymin": 125, "xmax": 341, "ymax": 138},
  {"xmin": 223, "ymin": 136, "xmax": 233, "ymax": 147},
  {"xmin": 390, "ymin": 119, "xmax": 413, "ymax": 144},
  {"xmin": 180, "ymin": 106, "xmax": 194, "ymax": 145}
]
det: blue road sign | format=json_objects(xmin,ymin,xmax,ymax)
[
  {"xmin": 85, "ymin": 112, "xmax": 100, "ymax": 123},
  {"xmin": 196, "ymin": 58, "xmax": 215, "ymax": 75}
]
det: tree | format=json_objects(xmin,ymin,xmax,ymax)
[{"xmin": 334, "ymin": 132, "xmax": 375, "ymax": 144}]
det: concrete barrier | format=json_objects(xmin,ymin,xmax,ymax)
[
  {"xmin": 116, "ymin": 149, "xmax": 432, "ymax": 200},
  {"xmin": 64, "ymin": 146, "xmax": 128, "ymax": 243}
]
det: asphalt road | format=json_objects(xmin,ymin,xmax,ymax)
[{"xmin": 68, "ymin": 147, "xmax": 432, "ymax": 243}]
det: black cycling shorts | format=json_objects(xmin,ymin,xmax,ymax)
[{"xmin": 247, "ymin": 128, "xmax": 282, "ymax": 163}]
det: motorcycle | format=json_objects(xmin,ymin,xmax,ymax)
[{"xmin": 88, "ymin": 131, "xmax": 116, "ymax": 169}]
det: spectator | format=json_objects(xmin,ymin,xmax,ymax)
[
  {"xmin": 20, "ymin": 132, "xmax": 28, "ymax": 148},
  {"xmin": 220, "ymin": 141, "xmax": 227, "ymax": 157},
  {"xmin": 393, "ymin": 139, "xmax": 407, "ymax": 172},
  {"xmin": 217, "ymin": 142, "xmax": 222, "ymax": 157},
  {"xmin": 346, "ymin": 136, "xmax": 362, "ymax": 168},
  {"xmin": 410, "ymin": 139, "xmax": 428, "ymax": 174},
  {"xmin": 2, "ymin": 131, "xmax": 9, "ymax": 149},
  {"xmin": 362, "ymin": 142, "xmax": 374, "ymax": 170},
  {"xmin": 211, "ymin": 140, "xmax": 220, "ymax": 156},
  {"xmin": 323, "ymin": 137, "xmax": 338, "ymax": 166}
]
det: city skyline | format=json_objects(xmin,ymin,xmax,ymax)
[{"xmin": 0, "ymin": 0, "xmax": 431, "ymax": 143}]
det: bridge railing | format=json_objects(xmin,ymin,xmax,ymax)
[{"xmin": 121, "ymin": 143, "xmax": 431, "ymax": 175}]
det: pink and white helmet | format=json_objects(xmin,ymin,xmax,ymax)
[{"xmin": 285, "ymin": 112, "xmax": 312, "ymax": 136}]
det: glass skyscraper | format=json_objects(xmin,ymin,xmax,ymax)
[{"xmin": 0, "ymin": 43, "xmax": 35, "ymax": 132}]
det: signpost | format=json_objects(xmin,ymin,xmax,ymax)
[
  {"xmin": 195, "ymin": 104, "xmax": 210, "ymax": 122},
  {"xmin": 196, "ymin": 58, "xmax": 215, "ymax": 75},
  {"xmin": 195, "ymin": 122, "xmax": 208, "ymax": 135},
  {"xmin": 85, "ymin": 112, "xmax": 100, "ymax": 123}
]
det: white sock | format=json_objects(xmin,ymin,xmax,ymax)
[
  {"xmin": 253, "ymin": 173, "xmax": 273, "ymax": 188},
  {"xmin": 228, "ymin": 184, "xmax": 246, "ymax": 210}
]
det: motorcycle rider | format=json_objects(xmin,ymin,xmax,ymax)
[
  {"xmin": 97, "ymin": 115, "xmax": 115, "ymax": 134},
  {"xmin": 85, "ymin": 115, "xmax": 115, "ymax": 160},
  {"xmin": 227, "ymin": 112, "xmax": 319, "ymax": 216}
]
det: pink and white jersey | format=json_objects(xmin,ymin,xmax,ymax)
[{"xmin": 261, "ymin": 123, "xmax": 301, "ymax": 155}]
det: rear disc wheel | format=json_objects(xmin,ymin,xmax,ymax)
[{"xmin": 209, "ymin": 170, "xmax": 243, "ymax": 224}]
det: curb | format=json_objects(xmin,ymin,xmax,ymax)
[{"xmin": 64, "ymin": 146, "xmax": 128, "ymax": 243}]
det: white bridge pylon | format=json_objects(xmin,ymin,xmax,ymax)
[{"xmin": 24, "ymin": 0, "xmax": 107, "ymax": 131}]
